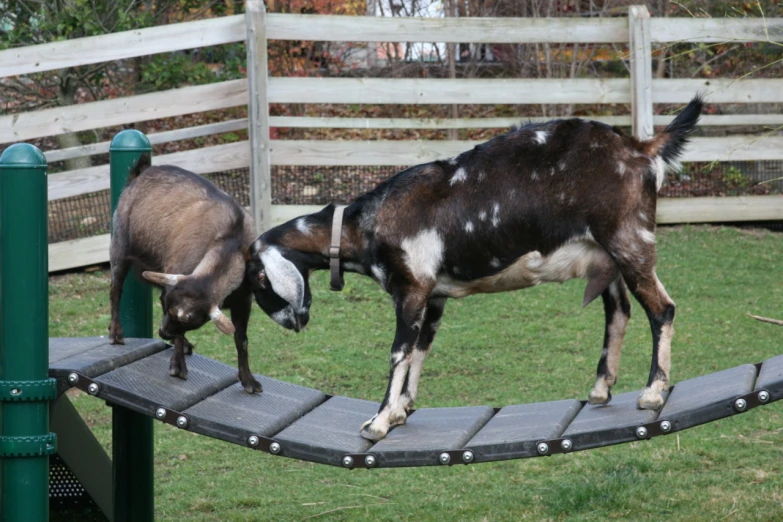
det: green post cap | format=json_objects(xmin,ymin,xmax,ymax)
[
  {"xmin": 109, "ymin": 129, "xmax": 152, "ymax": 152},
  {"xmin": 0, "ymin": 143, "xmax": 47, "ymax": 169}
]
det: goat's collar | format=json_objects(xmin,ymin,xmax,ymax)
[{"xmin": 329, "ymin": 205, "xmax": 347, "ymax": 291}]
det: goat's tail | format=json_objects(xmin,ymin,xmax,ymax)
[
  {"xmin": 642, "ymin": 94, "xmax": 703, "ymax": 190},
  {"xmin": 127, "ymin": 152, "xmax": 152, "ymax": 182}
]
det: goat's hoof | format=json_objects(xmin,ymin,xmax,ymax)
[
  {"xmin": 169, "ymin": 362, "xmax": 188, "ymax": 381},
  {"xmin": 109, "ymin": 333, "xmax": 125, "ymax": 345},
  {"xmin": 359, "ymin": 419, "xmax": 388, "ymax": 441},
  {"xmin": 240, "ymin": 375, "xmax": 263, "ymax": 394},
  {"xmin": 388, "ymin": 410, "xmax": 408, "ymax": 427},
  {"xmin": 636, "ymin": 390, "xmax": 664, "ymax": 410},
  {"xmin": 588, "ymin": 389, "xmax": 612, "ymax": 405}
]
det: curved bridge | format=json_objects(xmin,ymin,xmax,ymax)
[{"xmin": 51, "ymin": 337, "xmax": 783, "ymax": 469}]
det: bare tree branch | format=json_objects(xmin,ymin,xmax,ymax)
[{"xmin": 747, "ymin": 313, "xmax": 783, "ymax": 326}]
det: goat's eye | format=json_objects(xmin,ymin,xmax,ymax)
[{"xmin": 258, "ymin": 270, "xmax": 267, "ymax": 289}]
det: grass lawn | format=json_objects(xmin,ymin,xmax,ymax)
[{"xmin": 49, "ymin": 225, "xmax": 782, "ymax": 521}]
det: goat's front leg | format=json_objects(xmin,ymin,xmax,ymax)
[
  {"xmin": 588, "ymin": 278, "xmax": 631, "ymax": 405},
  {"xmin": 230, "ymin": 292, "xmax": 262, "ymax": 393},
  {"xmin": 360, "ymin": 292, "xmax": 429, "ymax": 441},
  {"xmin": 399, "ymin": 297, "xmax": 447, "ymax": 414},
  {"xmin": 169, "ymin": 336, "xmax": 188, "ymax": 380}
]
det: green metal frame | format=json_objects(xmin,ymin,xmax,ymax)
[
  {"xmin": 0, "ymin": 143, "xmax": 54, "ymax": 522},
  {"xmin": 109, "ymin": 131, "xmax": 155, "ymax": 522}
]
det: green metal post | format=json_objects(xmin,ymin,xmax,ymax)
[
  {"xmin": 109, "ymin": 130, "xmax": 154, "ymax": 522},
  {"xmin": 0, "ymin": 143, "xmax": 56, "ymax": 522}
]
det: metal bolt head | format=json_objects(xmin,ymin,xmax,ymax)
[
  {"xmin": 734, "ymin": 398, "xmax": 747, "ymax": 412},
  {"xmin": 10, "ymin": 388, "xmax": 21, "ymax": 396},
  {"xmin": 364, "ymin": 455, "xmax": 376, "ymax": 468},
  {"xmin": 248, "ymin": 436, "xmax": 259, "ymax": 447},
  {"xmin": 560, "ymin": 439, "xmax": 573, "ymax": 452},
  {"xmin": 537, "ymin": 442, "xmax": 549, "ymax": 455},
  {"xmin": 67, "ymin": 373, "xmax": 79, "ymax": 384},
  {"xmin": 176, "ymin": 415, "xmax": 188, "ymax": 429},
  {"xmin": 439, "ymin": 452, "xmax": 451, "ymax": 465},
  {"xmin": 155, "ymin": 408, "xmax": 166, "ymax": 419},
  {"xmin": 462, "ymin": 450, "xmax": 474, "ymax": 463},
  {"xmin": 758, "ymin": 390, "xmax": 770, "ymax": 403},
  {"xmin": 269, "ymin": 442, "xmax": 281, "ymax": 454},
  {"xmin": 87, "ymin": 383, "xmax": 99, "ymax": 395},
  {"xmin": 635, "ymin": 426, "xmax": 648, "ymax": 439},
  {"xmin": 342, "ymin": 456, "xmax": 354, "ymax": 468},
  {"xmin": 660, "ymin": 420, "xmax": 672, "ymax": 433}
]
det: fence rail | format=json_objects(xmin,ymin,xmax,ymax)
[{"xmin": 1, "ymin": 5, "xmax": 782, "ymax": 272}]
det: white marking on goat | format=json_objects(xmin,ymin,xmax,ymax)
[
  {"xmin": 464, "ymin": 221, "xmax": 474, "ymax": 233},
  {"xmin": 558, "ymin": 192, "xmax": 566, "ymax": 203},
  {"xmin": 550, "ymin": 167, "xmax": 556, "ymax": 176},
  {"xmin": 534, "ymin": 130, "xmax": 548, "ymax": 145},
  {"xmin": 616, "ymin": 161, "xmax": 626, "ymax": 176},
  {"xmin": 478, "ymin": 171, "xmax": 486, "ymax": 182},
  {"xmin": 638, "ymin": 228, "xmax": 656, "ymax": 244},
  {"xmin": 490, "ymin": 257, "xmax": 501, "ymax": 268},
  {"xmin": 638, "ymin": 210, "xmax": 649, "ymax": 223},
  {"xmin": 371, "ymin": 265, "xmax": 386, "ymax": 285},
  {"xmin": 401, "ymin": 229, "xmax": 444, "ymax": 282},
  {"xmin": 558, "ymin": 160, "xmax": 567, "ymax": 171},
  {"xmin": 491, "ymin": 202, "xmax": 500, "ymax": 227},
  {"xmin": 448, "ymin": 157, "xmax": 458, "ymax": 165},
  {"xmin": 295, "ymin": 218, "xmax": 312, "ymax": 235},
  {"xmin": 344, "ymin": 261, "xmax": 367, "ymax": 274},
  {"xmin": 478, "ymin": 210, "xmax": 487, "ymax": 221},
  {"xmin": 177, "ymin": 308, "xmax": 188, "ymax": 321},
  {"xmin": 651, "ymin": 156, "xmax": 667, "ymax": 191},
  {"xmin": 449, "ymin": 167, "xmax": 467, "ymax": 185},
  {"xmin": 391, "ymin": 350, "xmax": 405, "ymax": 365},
  {"xmin": 589, "ymin": 141, "xmax": 601, "ymax": 149},
  {"xmin": 531, "ymin": 170, "xmax": 539, "ymax": 180}
]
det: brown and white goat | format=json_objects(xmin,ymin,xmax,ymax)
[
  {"xmin": 247, "ymin": 96, "xmax": 703, "ymax": 441},
  {"xmin": 109, "ymin": 158, "xmax": 262, "ymax": 393}
]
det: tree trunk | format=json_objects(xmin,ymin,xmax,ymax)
[{"xmin": 55, "ymin": 73, "xmax": 92, "ymax": 171}]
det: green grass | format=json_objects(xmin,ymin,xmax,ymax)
[{"xmin": 49, "ymin": 225, "xmax": 783, "ymax": 521}]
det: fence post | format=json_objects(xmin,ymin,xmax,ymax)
[
  {"xmin": 246, "ymin": 0, "xmax": 272, "ymax": 234},
  {"xmin": 0, "ymin": 143, "xmax": 56, "ymax": 522},
  {"xmin": 629, "ymin": 5, "xmax": 654, "ymax": 140},
  {"xmin": 109, "ymin": 130, "xmax": 155, "ymax": 522}
]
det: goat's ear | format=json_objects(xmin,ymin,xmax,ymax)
[
  {"xmin": 260, "ymin": 247, "xmax": 305, "ymax": 309},
  {"xmin": 209, "ymin": 306, "xmax": 236, "ymax": 335},
  {"xmin": 142, "ymin": 271, "xmax": 184, "ymax": 287}
]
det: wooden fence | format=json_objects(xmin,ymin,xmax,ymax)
[{"xmin": 1, "ymin": 2, "xmax": 782, "ymax": 271}]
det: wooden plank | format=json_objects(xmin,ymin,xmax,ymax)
[
  {"xmin": 44, "ymin": 119, "xmax": 248, "ymax": 163},
  {"xmin": 49, "ymin": 234, "xmax": 110, "ymax": 272},
  {"xmin": 682, "ymin": 136, "xmax": 783, "ymax": 162},
  {"xmin": 265, "ymin": 13, "xmax": 628, "ymax": 43},
  {"xmin": 629, "ymin": 6, "xmax": 653, "ymax": 140},
  {"xmin": 246, "ymin": 1, "xmax": 273, "ymax": 234},
  {"xmin": 0, "ymin": 80, "xmax": 248, "ymax": 144},
  {"xmin": 651, "ymin": 17, "xmax": 783, "ymax": 43},
  {"xmin": 48, "ymin": 142, "xmax": 249, "ymax": 201},
  {"xmin": 657, "ymin": 196, "xmax": 783, "ymax": 224},
  {"xmin": 0, "ymin": 16, "xmax": 245, "ymax": 78},
  {"xmin": 652, "ymin": 79, "xmax": 783, "ymax": 104},
  {"xmin": 48, "ymin": 205, "xmax": 323, "ymax": 272},
  {"xmin": 268, "ymin": 77, "xmax": 630, "ymax": 104},
  {"xmin": 269, "ymin": 139, "xmax": 474, "ymax": 166}
]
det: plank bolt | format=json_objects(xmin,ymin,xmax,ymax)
[
  {"xmin": 248, "ymin": 436, "xmax": 259, "ymax": 447},
  {"xmin": 734, "ymin": 398, "xmax": 747, "ymax": 412},
  {"xmin": 537, "ymin": 442, "xmax": 549, "ymax": 455},
  {"xmin": 462, "ymin": 450, "xmax": 474, "ymax": 463},
  {"xmin": 342, "ymin": 456, "xmax": 354, "ymax": 468},
  {"xmin": 87, "ymin": 383, "xmax": 99, "ymax": 395},
  {"xmin": 758, "ymin": 390, "xmax": 770, "ymax": 403},
  {"xmin": 364, "ymin": 455, "xmax": 376, "ymax": 468},
  {"xmin": 176, "ymin": 416, "xmax": 188, "ymax": 429},
  {"xmin": 635, "ymin": 426, "xmax": 648, "ymax": 439},
  {"xmin": 155, "ymin": 408, "xmax": 166, "ymax": 419},
  {"xmin": 660, "ymin": 421, "xmax": 672, "ymax": 433},
  {"xmin": 439, "ymin": 452, "xmax": 451, "ymax": 465},
  {"xmin": 560, "ymin": 439, "xmax": 573, "ymax": 452},
  {"xmin": 269, "ymin": 442, "xmax": 281, "ymax": 454},
  {"xmin": 10, "ymin": 388, "xmax": 21, "ymax": 396},
  {"xmin": 67, "ymin": 373, "xmax": 79, "ymax": 384}
]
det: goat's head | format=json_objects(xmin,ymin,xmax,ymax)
[
  {"xmin": 141, "ymin": 272, "xmax": 236, "ymax": 339},
  {"xmin": 245, "ymin": 241, "xmax": 311, "ymax": 332}
]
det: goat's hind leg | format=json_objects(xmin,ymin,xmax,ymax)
[
  {"xmin": 108, "ymin": 256, "xmax": 131, "ymax": 345},
  {"xmin": 169, "ymin": 336, "xmax": 189, "ymax": 380},
  {"xmin": 588, "ymin": 278, "xmax": 631, "ymax": 405}
]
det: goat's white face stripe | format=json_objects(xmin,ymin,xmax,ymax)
[
  {"xmin": 401, "ymin": 229, "xmax": 444, "ymax": 282},
  {"xmin": 260, "ymin": 247, "xmax": 305, "ymax": 310},
  {"xmin": 534, "ymin": 130, "xmax": 548, "ymax": 145},
  {"xmin": 450, "ymin": 167, "xmax": 467, "ymax": 185}
]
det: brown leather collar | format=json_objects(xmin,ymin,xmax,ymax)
[{"xmin": 329, "ymin": 205, "xmax": 346, "ymax": 291}]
